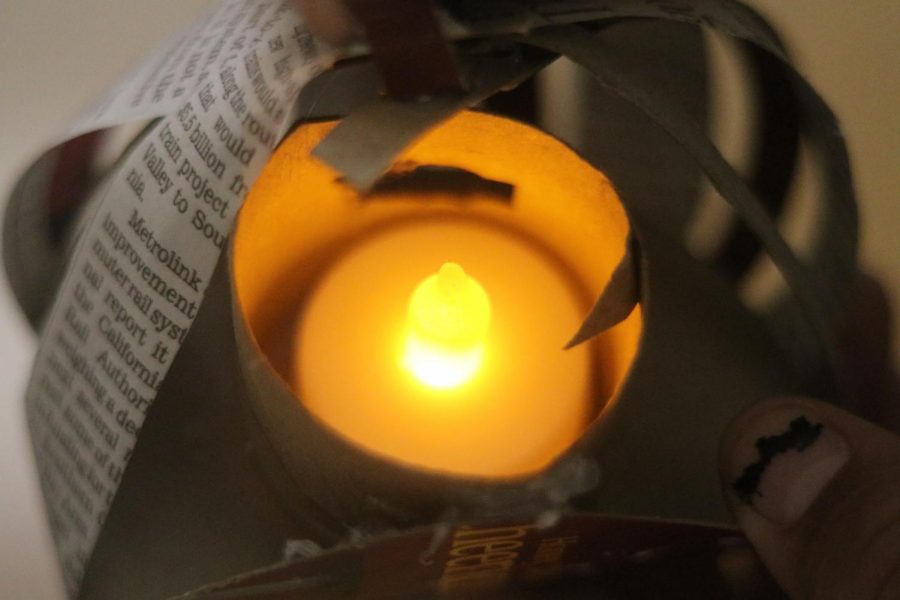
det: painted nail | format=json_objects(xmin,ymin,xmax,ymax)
[{"xmin": 729, "ymin": 413, "xmax": 850, "ymax": 524}]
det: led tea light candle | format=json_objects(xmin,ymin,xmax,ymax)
[
  {"xmin": 232, "ymin": 111, "xmax": 642, "ymax": 484},
  {"xmin": 295, "ymin": 219, "xmax": 592, "ymax": 476}
]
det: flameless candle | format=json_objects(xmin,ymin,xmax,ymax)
[
  {"xmin": 295, "ymin": 218, "xmax": 592, "ymax": 476},
  {"xmin": 232, "ymin": 111, "xmax": 643, "ymax": 480}
]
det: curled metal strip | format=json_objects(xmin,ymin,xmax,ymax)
[
  {"xmin": 714, "ymin": 35, "xmax": 800, "ymax": 281},
  {"xmin": 312, "ymin": 46, "xmax": 555, "ymax": 190},
  {"xmin": 522, "ymin": 22, "xmax": 855, "ymax": 395}
]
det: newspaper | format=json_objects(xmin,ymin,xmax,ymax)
[{"xmin": 20, "ymin": 1, "xmax": 324, "ymax": 593}]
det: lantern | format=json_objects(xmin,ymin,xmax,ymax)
[{"xmin": 2, "ymin": 1, "xmax": 860, "ymax": 598}]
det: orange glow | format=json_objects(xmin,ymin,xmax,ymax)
[
  {"xmin": 294, "ymin": 219, "xmax": 591, "ymax": 475},
  {"xmin": 401, "ymin": 338, "xmax": 483, "ymax": 390},
  {"xmin": 403, "ymin": 262, "xmax": 491, "ymax": 389},
  {"xmin": 233, "ymin": 110, "xmax": 643, "ymax": 478}
]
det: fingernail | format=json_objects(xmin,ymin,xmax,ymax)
[{"xmin": 728, "ymin": 412, "xmax": 850, "ymax": 524}]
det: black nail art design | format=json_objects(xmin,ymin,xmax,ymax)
[{"xmin": 732, "ymin": 416, "xmax": 824, "ymax": 504}]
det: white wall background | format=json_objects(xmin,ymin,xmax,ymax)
[{"xmin": 0, "ymin": 2, "xmax": 896, "ymax": 598}]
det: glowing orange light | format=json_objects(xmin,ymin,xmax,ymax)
[
  {"xmin": 402, "ymin": 262, "xmax": 491, "ymax": 389},
  {"xmin": 234, "ymin": 111, "xmax": 644, "ymax": 477}
]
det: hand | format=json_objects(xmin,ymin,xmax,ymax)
[
  {"xmin": 719, "ymin": 397, "xmax": 900, "ymax": 599},
  {"xmin": 718, "ymin": 277, "xmax": 900, "ymax": 599}
]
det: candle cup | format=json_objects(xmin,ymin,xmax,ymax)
[{"xmin": 231, "ymin": 111, "xmax": 643, "ymax": 529}]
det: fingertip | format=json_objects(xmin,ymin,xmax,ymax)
[
  {"xmin": 718, "ymin": 397, "xmax": 820, "ymax": 486},
  {"xmin": 719, "ymin": 395, "xmax": 900, "ymax": 599},
  {"xmin": 719, "ymin": 397, "xmax": 851, "ymax": 526}
]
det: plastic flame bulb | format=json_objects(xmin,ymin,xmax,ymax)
[{"xmin": 402, "ymin": 262, "xmax": 491, "ymax": 389}]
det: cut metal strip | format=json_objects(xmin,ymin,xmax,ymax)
[
  {"xmin": 566, "ymin": 235, "xmax": 641, "ymax": 348},
  {"xmin": 344, "ymin": 0, "xmax": 465, "ymax": 99},
  {"xmin": 312, "ymin": 48, "xmax": 555, "ymax": 190}
]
